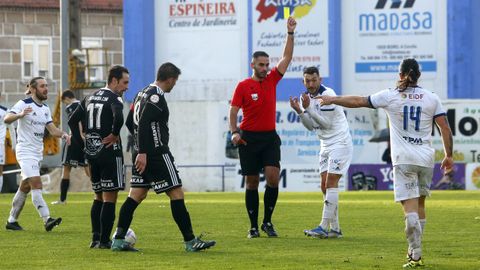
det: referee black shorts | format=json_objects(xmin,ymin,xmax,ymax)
[
  {"xmin": 238, "ymin": 130, "xmax": 281, "ymax": 175},
  {"xmin": 61, "ymin": 140, "xmax": 87, "ymax": 167},
  {"xmin": 130, "ymin": 151, "xmax": 182, "ymax": 194}
]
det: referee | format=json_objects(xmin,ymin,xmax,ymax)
[{"xmin": 229, "ymin": 17, "xmax": 297, "ymax": 238}]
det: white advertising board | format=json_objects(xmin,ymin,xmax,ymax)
[
  {"xmin": 341, "ymin": 0, "xmax": 447, "ymax": 98},
  {"xmin": 154, "ymin": 0, "xmax": 248, "ymax": 101},
  {"xmin": 250, "ymin": 0, "xmax": 330, "ymax": 78}
]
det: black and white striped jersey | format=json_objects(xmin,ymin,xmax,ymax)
[
  {"xmin": 130, "ymin": 84, "xmax": 170, "ymax": 156},
  {"xmin": 68, "ymin": 88, "xmax": 124, "ymax": 159},
  {"xmin": 65, "ymin": 100, "xmax": 80, "ymax": 119}
]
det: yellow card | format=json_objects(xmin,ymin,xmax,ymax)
[{"xmin": 283, "ymin": 7, "xmax": 290, "ymax": 19}]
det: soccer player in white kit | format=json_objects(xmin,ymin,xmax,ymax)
[
  {"xmin": 289, "ymin": 66, "xmax": 352, "ymax": 239},
  {"xmin": 318, "ymin": 59, "xmax": 453, "ymax": 268},
  {"xmin": 0, "ymin": 99, "xmax": 8, "ymax": 192},
  {"xmin": 4, "ymin": 77, "xmax": 70, "ymax": 231}
]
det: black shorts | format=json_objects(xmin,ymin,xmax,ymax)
[
  {"xmin": 61, "ymin": 140, "xmax": 87, "ymax": 167},
  {"xmin": 89, "ymin": 151, "xmax": 125, "ymax": 193},
  {"xmin": 130, "ymin": 151, "xmax": 182, "ymax": 194},
  {"xmin": 238, "ymin": 130, "xmax": 281, "ymax": 175}
]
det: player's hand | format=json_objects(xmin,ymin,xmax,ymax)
[
  {"xmin": 301, "ymin": 93, "xmax": 310, "ymax": 109},
  {"xmin": 289, "ymin": 96, "xmax": 302, "ymax": 114},
  {"xmin": 102, "ymin": 133, "xmax": 119, "ymax": 148},
  {"xmin": 287, "ymin": 17, "xmax": 297, "ymax": 32},
  {"xmin": 440, "ymin": 156, "xmax": 454, "ymax": 175},
  {"xmin": 135, "ymin": 153, "xmax": 147, "ymax": 175},
  {"xmin": 20, "ymin": 106, "xmax": 33, "ymax": 117},
  {"xmin": 231, "ymin": 132, "xmax": 247, "ymax": 146},
  {"xmin": 62, "ymin": 133, "xmax": 71, "ymax": 146}
]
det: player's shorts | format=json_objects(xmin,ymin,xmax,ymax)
[
  {"xmin": 61, "ymin": 140, "xmax": 87, "ymax": 167},
  {"xmin": 130, "ymin": 151, "xmax": 182, "ymax": 194},
  {"xmin": 319, "ymin": 143, "xmax": 353, "ymax": 176},
  {"xmin": 393, "ymin": 164, "xmax": 433, "ymax": 202},
  {"xmin": 238, "ymin": 130, "xmax": 281, "ymax": 175},
  {"xmin": 18, "ymin": 158, "xmax": 41, "ymax": 180},
  {"xmin": 89, "ymin": 152, "xmax": 125, "ymax": 193},
  {"xmin": 0, "ymin": 142, "xmax": 5, "ymax": 165}
]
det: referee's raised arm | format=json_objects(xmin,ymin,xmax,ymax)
[{"xmin": 276, "ymin": 16, "xmax": 297, "ymax": 75}]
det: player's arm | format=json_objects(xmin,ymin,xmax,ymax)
[
  {"xmin": 276, "ymin": 17, "xmax": 297, "ymax": 75},
  {"xmin": 435, "ymin": 115, "xmax": 454, "ymax": 173},
  {"xmin": 46, "ymin": 122, "xmax": 70, "ymax": 146},
  {"xmin": 229, "ymin": 105, "xmax": 245, "ymax": 145},
  {"xmin": 317, "ymin": 95, "xmax": 370, "ymax": 108},
  {"xmin": 125, "ymin": 105, "xmax": 134, "ymax": 135},
  {"xmin": 68, "ymin": 100, "xmax": 85, "ymax": 144},
  {"xmin": 4, "ymin": 107, "xmax": 32, "ymax": 124},
  {"xmin": 102, "ymin": 101, "xmax": 124, "ymax": 148},
  {"xmin": 136, "ymin": 101, "xmax": 159, "ymax": 174},
  {"xmin": 290, "ymin": 96, "xmax": 315, "ymax": 131}
]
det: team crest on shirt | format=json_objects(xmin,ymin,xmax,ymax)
[
  {"xmin": 150, "ymin": 94, "xmax": 160, "ymax": 103},
  {"xmin": 85, "ymin": 132, "xmax": 104, "ymax": 157},
  {"xmin": 251, "ymin": 93, "xmax": 258, "ymax": 101}
]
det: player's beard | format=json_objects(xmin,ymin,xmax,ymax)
[
  {"xmin": 35, "ymin": 91, "xmax": 48, "ymax": 101},
  {"xmin": 253, "ymin": 68, "xmax": 267, "ymax": 79}
]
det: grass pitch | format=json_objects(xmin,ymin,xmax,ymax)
[{"xmin": 0, "ymin": 191, "xmax": 479, "ymax": 270}]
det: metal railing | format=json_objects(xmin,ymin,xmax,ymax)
[{"xmin": 4, "ymin": 164, "xmax": 237, "ymax": 192}]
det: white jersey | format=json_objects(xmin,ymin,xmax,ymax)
[
  {"xmin": 10, "ymin": 97, "xmax": 53, "ymax": 161},
  {"xmin": 369, "ymin": 87, "xmax": 445, "ymax": 168},
  {"xmin": 299, "ymin": 85, "xmax": 352, "ymax": 149},
  {"xmin": 0, "ymin": 105, "xmax": 7, "ymax": 142}
]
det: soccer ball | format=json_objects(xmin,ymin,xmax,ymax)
[{"xmin": 124, "ymin": 228, "xmax": 137, "ymax": 246}]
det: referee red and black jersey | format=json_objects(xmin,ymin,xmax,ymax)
[
  {"xmin": 131, "ymin": 84, "xmax": 170, "ymax": 156},
  {"xmin": 231, "ymin": 67, "xmax": 283, "ymax": 132}
]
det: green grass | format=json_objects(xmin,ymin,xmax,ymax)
[{"xmin": 0, "ymin": 191, "xmax": 479, "ymax": 270}]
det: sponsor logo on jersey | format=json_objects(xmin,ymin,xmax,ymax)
[
  {"xmin": 402, "ymin": 136, "xmax": 423, "ymax": 145},
  {"xmin": 85, "ymin": 132, "xmax": 104, "ymax": 156},
  {"xmin": 31, "ymin": 120, "xmax": 47, "ymax": 126},
  {"xmin": 251, "ymin": 93, "xmax": 258, "ymax": 101}
]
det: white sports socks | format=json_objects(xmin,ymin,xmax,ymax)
[
  {"xmin": 31, "ymin": 189, "xmax": 50, "ymax": 222},
  {"xmin": 405, "ymin": 212, "xmax": 422, "ymax": 260},
  {"xmin": 320, "ymin": 188, "xmax": 339, "ymax": 230},
  {"xmin": 8, "ymin": 189, "xmax": 28, "ymax": 223}
]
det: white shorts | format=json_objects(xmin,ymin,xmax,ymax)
[
  {"xmin": 18, "ymin": 159, "xmax": 41, "ymax": 180},
  {"xmin": 319, "ymin": 144, "xmax": 353, "ymax": 176},
  {"xmin": 0, "ymin": 143, "xmax": 4, "ymax": 165},
  {"xmin": 393, "ymin": 164, "xmax": 433, "ymax": 202}
]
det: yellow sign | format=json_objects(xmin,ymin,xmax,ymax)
[{"xmin": 283, "ymin": 7, "xmax": 290, "ymax": 19}]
